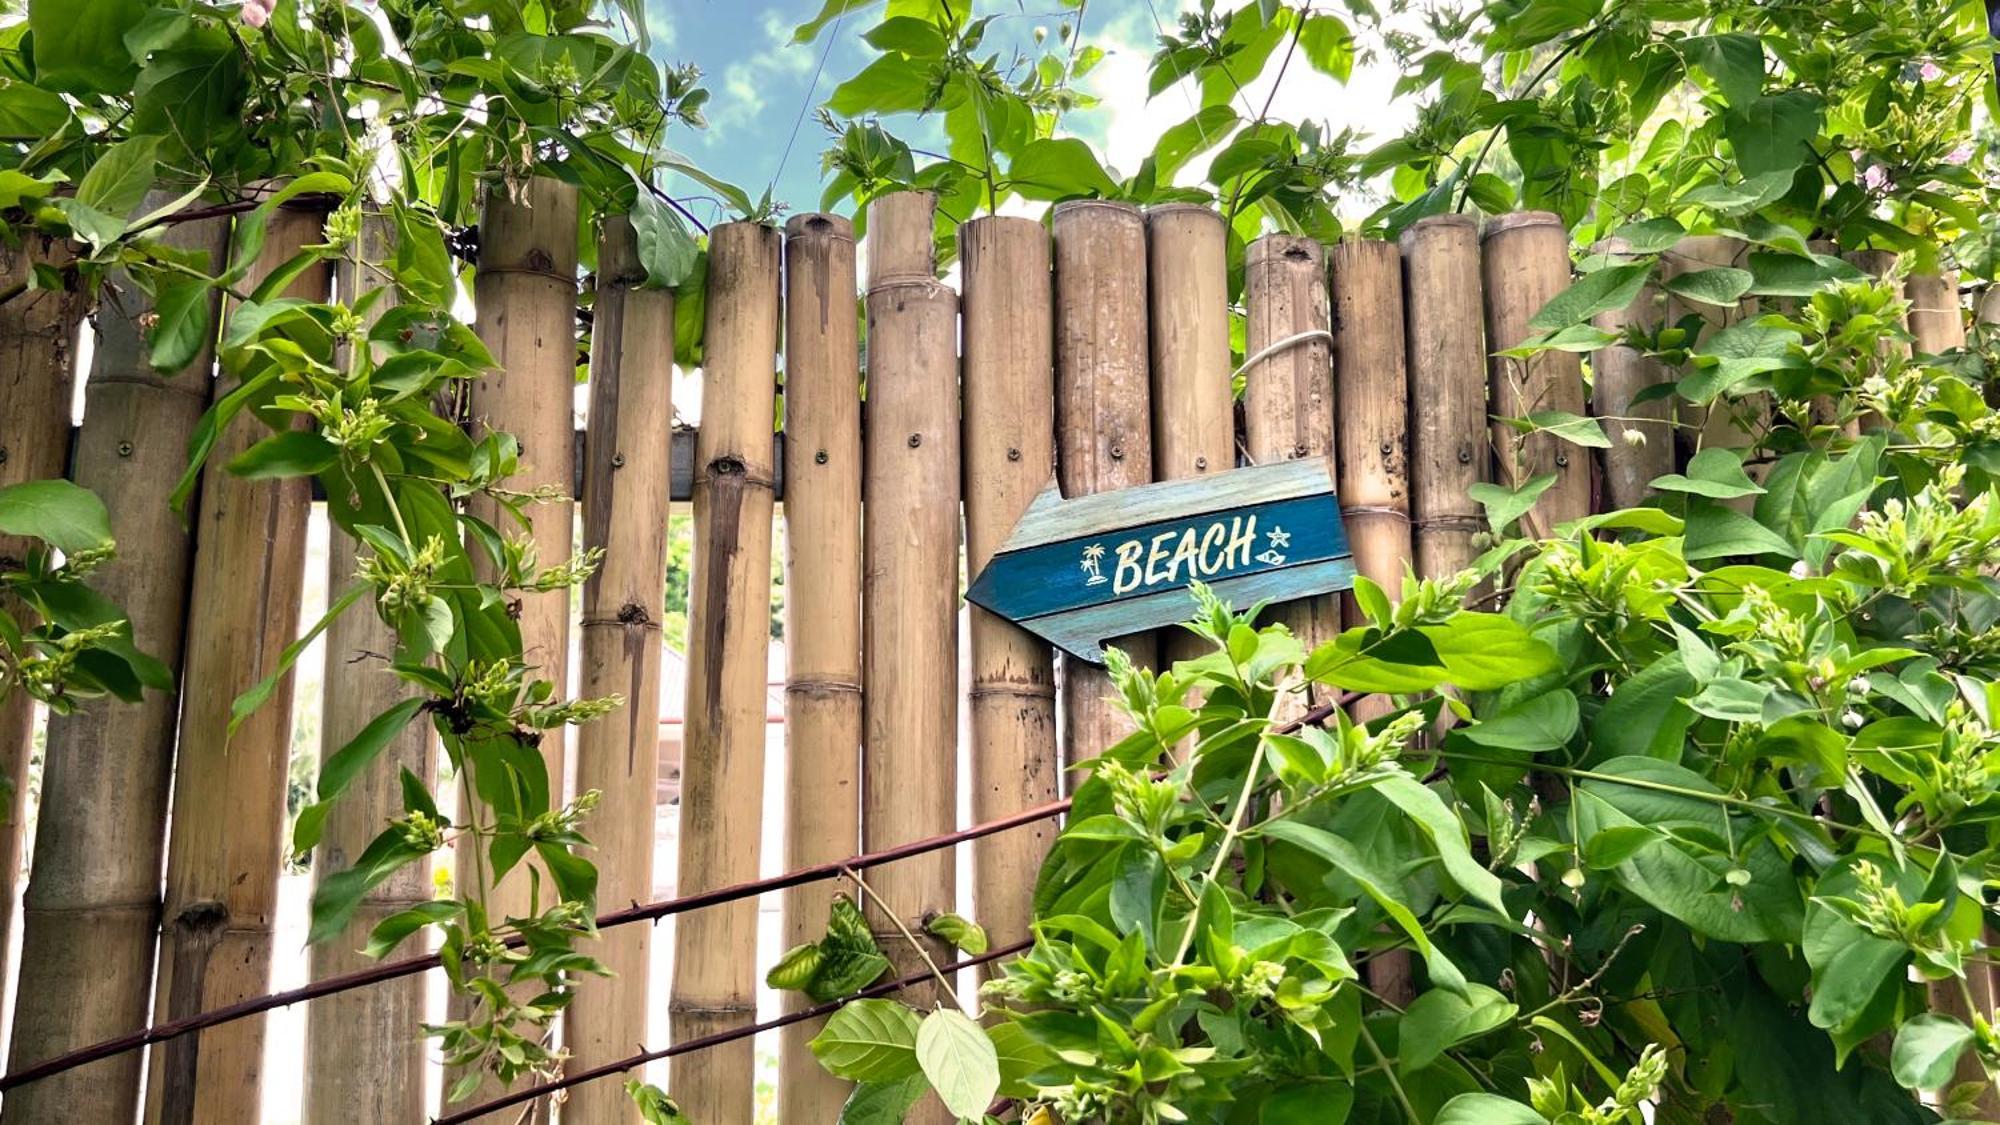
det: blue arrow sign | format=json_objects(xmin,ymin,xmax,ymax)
[{"xmin": 966, "ymin": 459, "xmax": 1355, "ymax": 663}]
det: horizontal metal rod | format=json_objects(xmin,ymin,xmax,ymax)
[{"xmin": 432, "ymin": 938, "xmax": 1036, "ymax": 1125}]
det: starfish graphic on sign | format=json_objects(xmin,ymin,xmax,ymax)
[{"xmin": 966, "ymin": 459, "xmax": 1355, "ymax": 662}]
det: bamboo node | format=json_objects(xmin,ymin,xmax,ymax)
[
  {"xmin": 786, "ymin": 678, "xmax": 862, "ymax": 697},
  {"xmin": 968, "ymin": 682, "xmax": 1058, "ymax": 701}
]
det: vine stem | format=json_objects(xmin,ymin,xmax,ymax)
[
  {"xmin": 1358, "ymin": 1017, "xmax": 1421, "ymax": 1124},
  {"xmin": 843, "ymin": 866, "xmax": 965, "ymax": 1010}
]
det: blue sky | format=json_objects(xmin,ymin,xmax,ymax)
[{"xmin": 641, "ymin": 0, "xmax": 1418, "ymax": 226}]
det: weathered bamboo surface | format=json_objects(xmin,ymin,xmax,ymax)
[
  {"xmin": 147, "ymin": 203, "xmax": 324, "ymax": 1125},
  {"xmin": 1146, "ymin": 204, "xmax": 1234, "ymax": 672},
  {"xmin": 1401, "ymin": 214, "xmax": 1487, "ymax": 580},
  {"xmin": 0, "ymin": 231, "xmax": 82, "ymax": 1028},
  {"xmin": 670, "ymin": 220, "xmax": 781, "ymax": 1125},
  {"xmin": 1329, "ymin": 238, "xmax": 1416, "ymax": 1007},
  {"xmin": 961, "ymin": 213, "xmax": 1058, "ymax": 979},
  {"xmin": 860, "ymin": 194, "xmax": 959, "ymax": 1120},
  {"xmin": 7, "ymin": 209, "xmax": 224, "ymax": 1125},
  {"xmin": 1590, "ymin": 239, "xmax": 1672, "ymax": 510},
  {"xmin": 305, "ymin": 215, "xmax": 430, "ymax": 1124},
  {"xmin": 447, "ymin": 174, "xmax": 581, "ymax": 1124},
  {"xmin": 1243, "ymin": 234, "xmax": 1339, "ymax": 715},
  {"xmin": 1053, "ymin": 200, "xmax": 1155, "ymax": 767},
  {"xmin": 566, "ymin": 215, "xmax": 675, "ymax": 1125},
  {"xmin": 1482, "ymin": 212, "xmax": 1588, "ymax": 532},
  {"xmin": 1906, "ymin": 270, "xmax": 1965, "ymax": 353},
  {"xmin": 778, "ymin": 211, "xmax": 864, "ymax": 1114}
]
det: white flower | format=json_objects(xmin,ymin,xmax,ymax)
[
  {"xmin": 1842, "ymin": 709, "xmax": 1865, "ymax": 730},
  {"xmin": 1789, "ymin": 560, "xmax": 1812, "ymax": 578}
]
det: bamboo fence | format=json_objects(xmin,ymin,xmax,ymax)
[{"xmin": 0, "ymin": 190, "xmax": 1984, "ymax": 1123}]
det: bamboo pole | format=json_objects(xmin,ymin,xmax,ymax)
[
  {"xmin": 0, "ymin": 231, "xmax": 82, "ymax": 1021},
  {"xmin": 6, "ymin": 209, "xmax": 222, "ymax": 1125},
  {"xmin": 1052, "ymin": 200, "xmax": 1154, "ymax": 768},
  {"xmin": 1481, "ymin": 213, "xmax": 1589, "ymax": 532},
  {"xmin": 1905, "ymin": 269, "xmax": 1963, "ymax": 354},
  {"xmin": 1145, "ymin": 205, "xmax": 1234, "ymax": 670},
  {"xmin": 777, "ymin": 211, "xmax": 863, "ymax": 1115},
  {"xmin": 565, "ymin": 215, "xmax": 675, "ymax": 1125},
  {"xmin": 668, "ymin": 220, "xmax": 780, "ymax": 1125},
  {"xmin": 1896, "ymin": 258, "xmax": 1998, "ymax": 1118},
  {"xmin": 859, "ymin": 193, "xmax": 959, "ymax": 1108},
  {"xmin": 960, "ymin": 214, "xmax": 1057, "ymax": 978},
  {"xmin": 146, "ymin": 204, "xmax": 324, "ymax": 1125},
  {"xmin": 1590, "ymin": 239, "xmax": 1673, "ymax": 510},
  {"xmin": 1243, "ymin": 234, "xmax": 1338, "ymax": 715},
  {"xmin": 1400, "ymin": 215, "xmax": 1488, "ymax": 580},
  {"xmin": 302, "ymin": 215, "xmax": 430, "ymax": 1123},
  {"xmin": 1329, "ymin": 238, "xmax": 1417, "ymax": 1007},
  {"xmin": 446, "ymin": 174, "xmax": 581, "ymax": 1123}
]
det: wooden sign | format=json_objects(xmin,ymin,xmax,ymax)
[{"xmin": 966, "ymin": 458, "xmax": 1354, "ymax": 663}]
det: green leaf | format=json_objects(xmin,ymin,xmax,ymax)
[
  {"xmin": 1298, "ymin": 15, "xmax": 1353, "ymax": 81},
  {"xmin": 812, "ymin": 1000, "xmax": 922, "ymax": 1083},
  {"xmin": 1527, "ymin": 263, "xmax": 1651, "ymax": 331},
  {"xmin": 1722, "ymin": 91, "xmax": 1823, "ymax": 178},
  {"xmin": 30, "ymin": 0, "xmax": 145, "ymax": 95},
  {"xmin": 1892, "ymin": 1014, "xmax": 1974, "ymax": 1090},
  {"xmin": 1678, "ymin": 169, "xmax": 1795, "ymax": 213},
  {"xmin": 1684, "ymin": 33, "xmax": 1764, "ymax": 105},
  {"xmin": 1421, "ymin": 613, "xmax": 1562, "ymax": 691},
  {"xmin": 926, "ymin": 912, "xmax": 988, "ymax": 955},
  {"xmin": 1009, "ymin": 137, "xmax": 1120, "ymax": 200},
  {"xmin": 1258, "ymin": 819, "xmax": 1466, "ymax": 992},
  {"xmin": 630, "ymin": 196, "xmax": 700, "ymax": 291},
  {"xmin": 1609, "ymin": 216, "xmax": 1685, "ymax": 253},
  {"xmin": 828, "ymin": 54, "xmax": 934, "ymax": 116},
  {"xmin": 795, "ymin": 0, "xmax": 879, "ymax": 42},
  {"xmin": 1663, "ymin": 266, "xmax": 1754, "ymax": 308},
  {"xmin": 149, "ymin": 280, "xmax": 214, "ymax": 374},
  {"xmin": 1398, "ymin": 983, "xmax": 1518, "ymax": 1070},
  {"xmin": 1523, "ymin": 410, "xmax": 1610, "ymax": 448},
  {"xmin": 863, "ymin": 16, "xmax": 947, "ymax": 57},
  {"xmin": 0, "ymin": 480, "xmax": 113, "ymax": 554},
  {"xmin": 1651, "ymin": 447, "xmax": 1764, "ymax": 499},
  {"xmin": 229, "ymin": 583, "xmax": 369, "ymax": 738},
  {"xmin": 1469, "ymin": 474, "xmax": 1556, "ymax": 535},
  {"xmin": 294, "ymin": 696, "xmax": 428, "ymax": 854},
  {"xmin": 1745, "ymin": 250, "xmax": 1864, "ymax": 297},
  {"xmin": 915, "ymin": 1008, "xmax": 999, "ymax": 1119},
  {"xmin": 1153, "ymin": 106, "xmax": 1238, "ymax": 181},
  {"xmin": 76, "ymin": 136, "xmax": 160, "ymax": 220},
  {"xmin": 626, "ymin": 1081, "xmax": 691, "ymax": 1124},
  {"xmin": 837, "ymin": 1074, "xmax": 928, "ymax": 1124},
  {"xmin": 1463, "ymin": 691, "xmax": 1578, "ymax": 752},
  {"xmin": 1590, "ymin": 653, "xmax": 1693, "ymax": 761},
  {"xmin": 1684, "ymin": 500, "xmax": 1798, "ymax": 560},
  {"xmin": 226, "ymin": 430, "xmax": 339, "ymax": 480},
  {"xmin": 363, "ymin": 900, "xmax": 459, "ymax": 959},
  {"xmin": 1376, "ymin": 773, "xmax": 1509, "ymax": 914},
  {"xmin": 1582, "ymin": 825, "xmax": 1660, "ymax": 868},
  {"xmin": 1435, "ymin": 1094, "xmax": 1548, "ymax": 1124}
]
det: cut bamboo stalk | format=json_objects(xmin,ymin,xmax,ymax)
[
  {"xmin": 0, "ymin": 231, "xmax": 82, "ymax": 1024},
  {"xmin": 1590, "ymin": 238, "xmax": 1672, "ymax": 510},
  {"xmin": 668, "ymin": 219, "xmax": 780, "ymax": 1125},
  {"xmin": 1145, "ymin": 205, "xmax": 1234, "ymax": 671},
  {"xmin": 565, "ymin": 215, "xmax": 675, "ymax": 1125},
  {"xmin": 860, "ymin": 193, "xmax": 959, "ymax": 1106},
  {"xmin": 1243, "ymin": 234, "xmax": 1339, "ymax": 716},
  {"xmin": 1329, "ymin": 238, "xmax": 1417, "ymax": 1008},
  {"xmin": 1052, "ymin": 200, "xmax": 1154, "ymax": 768},
  {"xmin": 777, "ymin": 211, "xmax": 864, "ymax": 1114},
  {"xmin": 304, "ymin": 215, "xmax": 430, "ymax": 1123},
  {"xmin": 447, "ymin": 174, "xmax": 580, "ymax": 1124},
  {"xmin": 7, "ymin": 209, "xmax": 223, "ymax": 1125},
  {"xmin": 960, "ymin": 214, "xmax": 1057, "ymax": 979},
  {"xmin": 147, "ymin": 203, "xmax": 325, "ymax": 1125},
  {"xmin": 1664, "ymin": 235, "xmax": 1763, "ymax": 479},
  {"xmin": 1400, "ymin": 215, "xmax": 1487, "ymax": 581},
  {"xmin": 1905, "ymin": 269, "xmax": 1964, "ymax": 354},
  {"xmin": 1979, "ymin": 287, "xmax": 1999, "ymax": 407},
  {"xmin": 1481, "ymin": 213, "xmax": 1589, "ymax": 532}
]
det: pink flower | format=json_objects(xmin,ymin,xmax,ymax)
[
  {"xmin": 1919, "ymin": 61, "xmax": 1944, "ymax": 82},
  {"xmin": 1946, "ymin": 144, "xmax": 1974, "ymax": 165},
  {"xmin": 241, "ymin": 0, "xmax": 273, "ymax": 26},
  {"xmin": 1861, "ymin": 164, "xmax": 1888, "ymax": 191}
]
